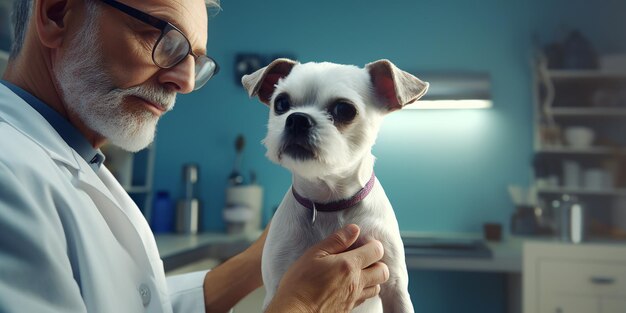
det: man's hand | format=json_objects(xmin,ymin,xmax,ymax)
[{"xmin": 265, "ymin": 224, "xmax": 389, "ymax": 313}]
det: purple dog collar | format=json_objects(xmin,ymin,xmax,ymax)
[{"xmin": 292, "ymin": 172, "xmax": 376, "ymax": 224}]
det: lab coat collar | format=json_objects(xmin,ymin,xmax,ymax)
[
  {"xmin": 0, "ymin": 83, "xmax": 84, "ymax": 172},
  {"xmin": 0, "ymin": 80, "xmax": 105, "ymax": 172}
]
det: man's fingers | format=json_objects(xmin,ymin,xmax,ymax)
[
  {"xmin": 355, "ymin": 262, "xmax": 387, "ymax": 307},
  {"xmin": 345, "ymin": 239, "xmax": 384, "ymax": 269},
  {"xmin": 355, "ymin": 284, "xmax": 381, "ymax": 306},
  {"xmin": 314, "ymin": 224, "xmax": 361, "ymax": 257},
  {"xmin": 361, "ymin": 261, "xmax": 389, "ymax": 288}
]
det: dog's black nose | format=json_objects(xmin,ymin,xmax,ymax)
[{"xmin": 285, "ymin": 113, "xmax": 316, "ymax": 135}]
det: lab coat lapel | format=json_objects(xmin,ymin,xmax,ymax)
[
  {"xmin": 98, "ymin": 165, "xmax": 161, "ymax": 260},
  {"xmin": 74, "ymin": 155, "xmax": 157, "ymax": 276}
]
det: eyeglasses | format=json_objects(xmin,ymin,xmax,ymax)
[{"xmin": 99, "ymin": 0, "xmax": 219, "ymax": 90}]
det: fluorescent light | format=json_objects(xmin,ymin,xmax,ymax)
[
  {"xmin": 406, "ymin": 71, "xmax": 492, "ymax": 110},
  {"xmin": 406, "ymin": 99, "xmax": 492, "ymax": 110}
]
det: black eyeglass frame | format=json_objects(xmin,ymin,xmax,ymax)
[{"xmin": 98, "ymin": 0, "xmax": 219, "ymax": 86}]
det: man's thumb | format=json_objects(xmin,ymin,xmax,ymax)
[{"xmin": 315, "ymin": 224, "xmax": 360, "ymax": 257}]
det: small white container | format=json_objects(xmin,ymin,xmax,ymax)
[
  {"xmin": 564, "ymin": 126, "xmax": 595, "ymax": 149},
  {"xmin": 223, "ymin": 205, "xmax": 253, "ymax": 234},
  {"xmin": 225, "ymin": 185, "xmax": 263, "ymax": 234}
]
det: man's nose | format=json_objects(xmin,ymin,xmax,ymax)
[{"xmin": 158, "ymin": 55, "xmax": 195, "ymax": 94}]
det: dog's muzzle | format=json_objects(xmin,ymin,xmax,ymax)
[
  {"xmin": 286, "ymin": 112, "xmax": 315, "ymax": 135},
  {"xmin": 281, "ymin": 112, "xmax": 317, "ymax": 160}
]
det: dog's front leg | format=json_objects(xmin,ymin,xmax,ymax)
[
  {"xmin": 380, "ymin": 277, "xmax": 414, "ymax": 312},
  {"xmin": 379, "ymin": 255, "xmax": 414, "ymax": 313}
]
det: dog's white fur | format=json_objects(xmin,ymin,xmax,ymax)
[{"xmin": 242, "ymin": 59, "xmax": 428, "ymax": 313}]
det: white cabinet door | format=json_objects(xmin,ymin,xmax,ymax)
[
  {"xmin": 524, "ymin": 243, "xmax": 626, "ymax": 313},
  {"xmin": 540, "ymin": 295, "xmax": 599, "ymax": 313},
  {"xmin": 602, "ymin": 297, "xmax": 626, "ymax": 313}
]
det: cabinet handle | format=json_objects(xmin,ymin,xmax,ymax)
[{"xmin": 590, "ymin": 276, "xmax": 616, "ymax": 285}]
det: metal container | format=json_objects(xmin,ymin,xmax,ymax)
[
  {"xmin": 176, "ymin": 198, "xmax": 200, "ymax": 234},
  {"xmin": 176, "ymin": 163, "xmax": 201, "ymax": 234}
]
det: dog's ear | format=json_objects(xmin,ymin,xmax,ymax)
[
  {"xmin": 241, "ymin": 58, "xmax": 298, "ymax": 105},
  {"xmin": 366, "ymin": 59, "xmax": 429, "ymax": 112}
]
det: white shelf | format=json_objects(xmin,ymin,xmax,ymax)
[
  {"xmin": 537, "ymin": 146, "xmax": 626, "ymax": 155},
  {"xmin": 537, "ymin": 186, "xmax": 626, "ymax": 197},
  {"xmin": 550, "ymin": 107, "xmax": 626, "ymax": 117},
  {"xmin": 548, "ymin": 70, "xmax": 626, "ymax": 80}
]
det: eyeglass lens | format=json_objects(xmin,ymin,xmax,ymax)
[
  {"xmin": 154, "ymin": 30, "xmax": 189, "ymax": 68},
  {"xmin": 194, "ymin": 58, "xmax": 217, "ymax": 89},
  {"xmin": 153, "ymin": 28, "xmax": 218, "ymax": 89}
]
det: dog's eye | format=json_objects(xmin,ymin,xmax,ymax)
[
  {"xmin": 274, "ymin": 93, "xmax": 291, "ymax": 115},
  {"xmin": 330, "ymin": 101, "xmax": 357, "ymax": 123}
]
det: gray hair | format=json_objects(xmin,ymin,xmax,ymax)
[
  {"xmin": 9, "ymin": 0, "xmax": 220, "ymax": 59},
  {"xmin": 9, "ymin": 0, "xmax": 31, "ymax": 58}
]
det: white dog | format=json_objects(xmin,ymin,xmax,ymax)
[{"xmin": 242, "ymin": 58, "xmax": 428, "ymax": 312}]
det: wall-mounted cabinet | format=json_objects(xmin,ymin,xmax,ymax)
[{"xmin": 532, "ymin": 58, "xmax": 626, "ymax": 240}]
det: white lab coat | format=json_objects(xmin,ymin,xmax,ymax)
[{"xmin": 0, "ymin": 84, "xmax": 207, "ymax": 312}]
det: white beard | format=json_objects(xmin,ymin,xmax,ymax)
[{"xmin": 54, "ymin": 11, "xmax": 176, "ymax": 152}]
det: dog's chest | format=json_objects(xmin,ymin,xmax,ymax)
[{"xmin": 264, "ymin": 195, "xmax": 376, "ymax": 272}]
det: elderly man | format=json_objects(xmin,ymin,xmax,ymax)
[{"xmin": 0, "ymin": 0, "xmax": 389, "ymax": 312}]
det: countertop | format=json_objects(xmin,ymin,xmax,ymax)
[
  {"xmin": 155, "ymin": 231, "xmax": 528, "ymax": 273},
  {"xmin": 155, "ymin": 232, "xmax": 260, "ymax": 271},
  {"xmin": 400, "ymin": 231, "xmax": 524, "ymax": 273}
]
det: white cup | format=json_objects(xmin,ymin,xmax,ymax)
[{"xmin": 564, "ymin": 126, "xmax": 595, "ymax": 149}]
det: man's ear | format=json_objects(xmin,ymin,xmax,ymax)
[
  {"xmin": 35, "ymin": 0, "xmax": 76, "ymax": 49},
  {"xmin": 241, "ymin": 58, "xmax": 298, "ymax": 106},
  {"xmin": 366, "ymin": 59, "xmax": 429, "ymax": 113}
]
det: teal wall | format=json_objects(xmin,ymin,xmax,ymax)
[
  {"xmin": 151, "ymin": 1, "xmax": 624, "ymax": 311},
  {"xmin": 154, "ymin": 0, "xmax": 626, "ymax": 232},
  {"xmin": 155, "ymin": 0, "xmax": 537, "ymax": 232}
]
